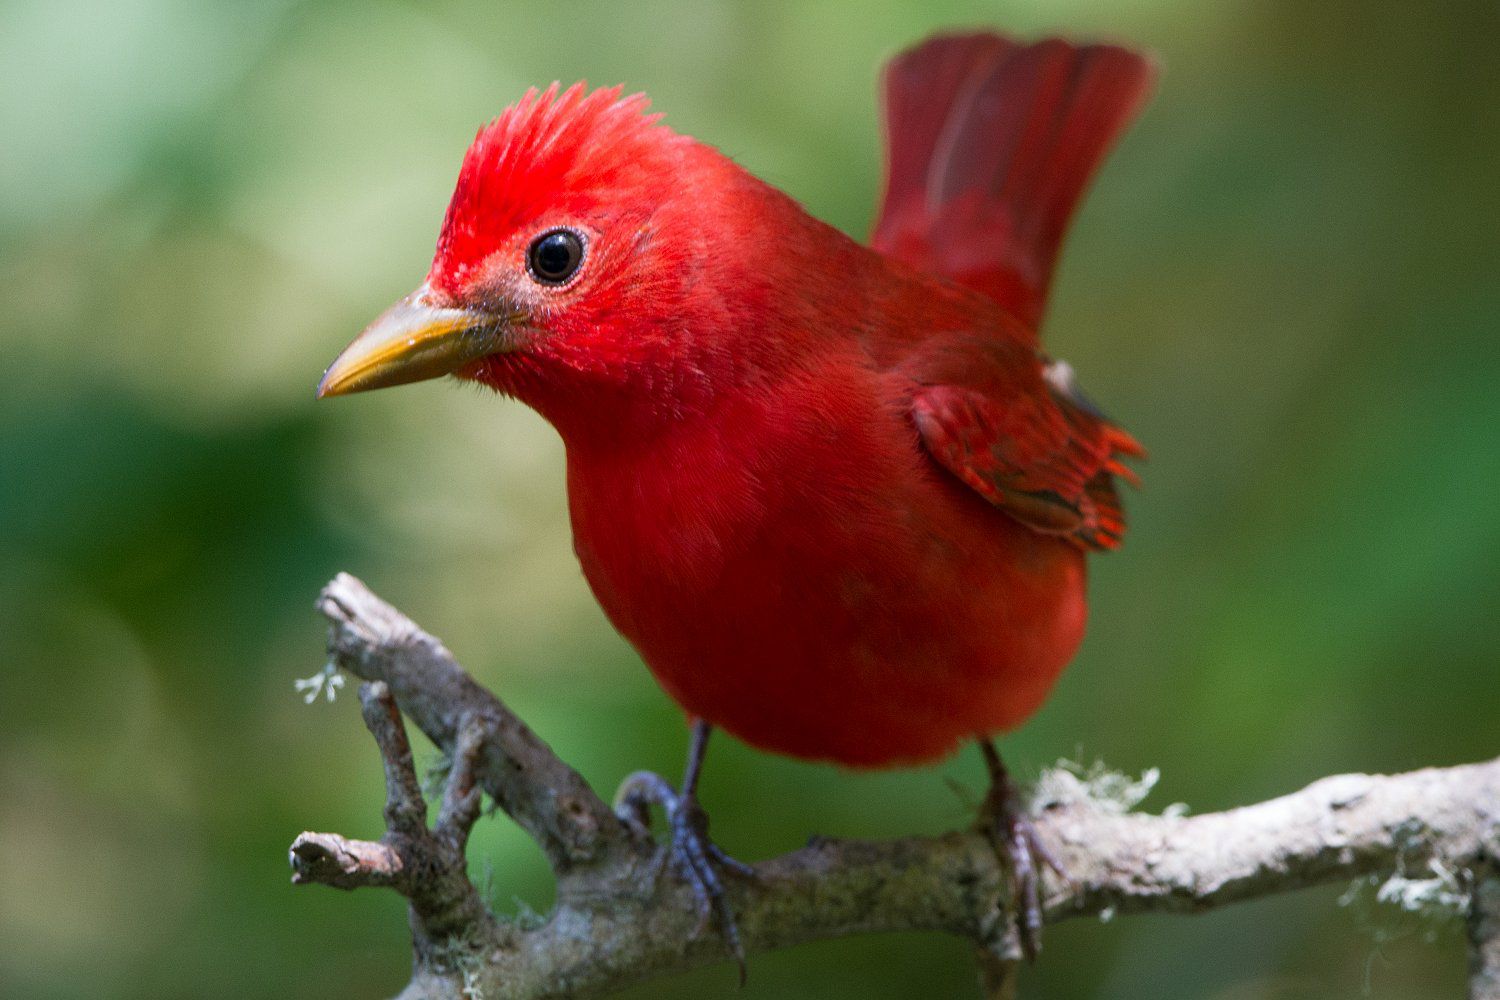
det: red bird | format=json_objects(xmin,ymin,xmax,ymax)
[{"xmin": 320, "ymin": 32, "xmax": 1155, "ymax": 960}]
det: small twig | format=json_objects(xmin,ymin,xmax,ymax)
[
  {"xmin": 436, "ymin": 718, "xmax": 487, "ymax": 850},
  {"xmin": 293, "ymin": 681, "xmax": 496, "ymax": 950},
  {"xmin": 361, "ymin": 681, "xmax": 429, "ymax": 838},
  {"xmin": 317, "ymin": 574, "xmax": 630, "ymax": 873},
  {"xmin": 290, "ymin": 832, "xmax": 403, "ymax": 889}
]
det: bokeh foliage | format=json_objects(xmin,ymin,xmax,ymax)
[{"xmin": 1, "ymin": 1, "xmax": 1497, "ymax": 997}]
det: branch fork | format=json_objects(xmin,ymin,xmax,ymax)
[
  {"xmin": 290, "ymin": 574, "xmax": 1500, "ymax": 999},
  {"xmin": 290, "ymin": 682, "xmax": 492, "ymax": 948}
]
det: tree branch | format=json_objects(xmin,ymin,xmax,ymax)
[
  {"xmin": 291, "ymin": 574, "xmax": 1500, "ymax": 999},
  {"xmin": 315, "ymin": 574, "xmax": 631, "ymax": 873},
  {"xmin": 291, "ymin": 680, "xmax": 494, "ymax": 948}
]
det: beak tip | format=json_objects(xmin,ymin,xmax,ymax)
[
  {"xmin": 315, "ymin": 287, "xmax": 505, "ymax": 402},
  {"xmin": 316, "ymin": 361, "xmax": 357, "ymax": 399}
]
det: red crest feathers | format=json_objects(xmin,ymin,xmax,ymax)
[{"xmin": 430, "ymin": 83, "xmax": 682, "ymax": 289}]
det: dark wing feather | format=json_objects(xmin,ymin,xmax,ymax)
[{"xmin": 907, "ymin": 337, "xmax": 1142, "ymax": 550}]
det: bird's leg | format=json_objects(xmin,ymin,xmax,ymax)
[
  {"xmin": 614, "ymin": 720, "xmax": 755, "ymax": 979},
  {"xmin": 976, "ymin": 739, "xmax": 1071, "ymax": 962}
]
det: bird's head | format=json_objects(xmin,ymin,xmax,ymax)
[{"xmin": 319, "ymin": 83, "xmax": 818, "ymax": 435}]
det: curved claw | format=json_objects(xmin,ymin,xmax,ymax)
[
  {"xmin": 613, "ymin": 770, "xmax": 756, "ymax": 982},
  {"xmin": 614, "ymin": 770, "xmax": 672, "ymax": 837}
]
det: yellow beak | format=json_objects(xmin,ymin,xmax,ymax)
[{"xmin": 317, "ymin": 286, "xmax": 514, "ymax": 398}]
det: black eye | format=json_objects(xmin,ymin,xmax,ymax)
[{"xmin": 527, "ymin": 229, "xmax": 584, "ymax": 285}]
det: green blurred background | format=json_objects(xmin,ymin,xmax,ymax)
[{"xmin": 2, "ymin": 0, "xmax": 1497, "ymax": 997}]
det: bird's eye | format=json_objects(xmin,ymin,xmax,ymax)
[{"xmin": 526, "ymin": 229, "xmax": 585, "ymax": 286}]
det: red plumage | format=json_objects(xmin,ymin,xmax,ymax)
[
  {"xmin": 874, "ymin": 34, "xmax": 1157, "ymax": 327},
  {"xmin": 422, "ymin": 34, "xmax": 1156, "ymax": 766}
]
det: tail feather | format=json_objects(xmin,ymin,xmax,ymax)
[{"xmin": 872, "ymin": 33, "xmax": 1157, "ymax": 329}]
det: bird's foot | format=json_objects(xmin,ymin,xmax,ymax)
[
  {"xmin": 614, "ymin": 770, "xmax": 756, "ymax": 980},
  {"xmin": 977, "ymin": 755, "xmax": 1073, "ymax": 962}
]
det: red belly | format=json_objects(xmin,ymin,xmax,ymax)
[{"xmin": 571, "ymin": 437, "xmax": 1088, "ymax": 769}]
